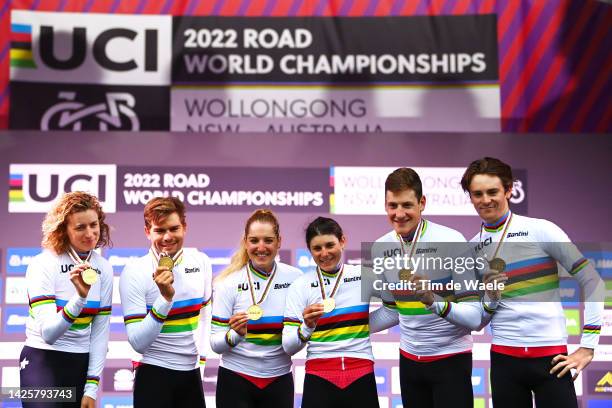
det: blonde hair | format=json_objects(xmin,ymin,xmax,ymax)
[
  {"xmin": 41, "ymin": 191, "xmax": 111, "ymax": 254},
  {"xmin": 216, "ymin": 209, "xmax": 280, "ymax": 282}
]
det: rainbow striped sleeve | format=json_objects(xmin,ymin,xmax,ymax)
[
  {"xmin": 212, "ymin": 316, "xmax": 230, "ymax": 327},
  {"xmin": 98, "ymin": 306, "xmax": 112, "ymax": 316},
  {"xmin": 61, "ymin": 307, "xmax": 78, "ymax": 323},
  {"xmin": 437, "ymin": 301, "xmax": 452, "ymax": 318},
  {"xmin": 86, "ymin": 376, "xmax": 99, "ymax": 387},
  {"xmin": 124, "ymin": 314, "xmax": 146, "ymax": 325},
  {"xmin": 150, "ymin": 307, "xmax": 168, "ymax": 324},
  {"xmin": 482, "ymin": 300, "xmax": 496, "ymax": 315},
  {"xmin": 583, "ymin": 325, "xmax": 601, "ymax": 335},
  {"xmin": 382, "ymin": 299, "xmax": 397, "ymax": 310},
  {"xmin": 282, "ymin": 317, "xmax": 301, "ymax": 327},
  {"xmin": 29, "ymin": 295, "xmax": 56, "ymax": 308},
  {"xmin": 569, "ymin": 258, "xmax": 589, "ymax": 276}
]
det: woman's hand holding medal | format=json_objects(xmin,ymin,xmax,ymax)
[
  {"xmin": 302, "ymin": 303, "xmax": 325, "ymax": 329},
  {"xmin": 69, "ymin": 262, "xmax": 93, "ymax": 298},
  {"xmin": 229, "ymin": 312, "xmax": 249, "ymax": 336}
]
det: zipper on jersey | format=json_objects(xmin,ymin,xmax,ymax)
[{"xmin": 341, "ymin": 356, "xmax": 345, "ymax": 370}]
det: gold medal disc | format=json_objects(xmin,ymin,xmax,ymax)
[
  {"xmin": 82, "ymin": 268, "xmax": 98, "ymax": 285},
  {"xmin": 246, "ymin": 304, "xmax": 264, "ymax": 321},
  {"xmin": 322, "ymin": 298, "xmax": 336, "ymax": 313},
  {"xmin": 488, "ymin": 258, "xmax": 506, "ymax": 273},
  {"xmin": 158, "ymin": 256, "xmax": 174, "ymax": 270},
  {"xmin": 398, "ymin": 268, "xmax": 413, "ymax": 282}
]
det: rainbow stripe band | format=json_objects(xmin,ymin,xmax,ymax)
[
  {"xmin": 225, "ymin": 331, "xmax": 236, "ymax": 347},
  {"xmin": 569, "ymin": 258, "xmax": 589, "ymax": 276},
  {"xmin": 583, "ymin": 325, "xmax": 601, "ymax": 335},
  {"xmin": 199, "ymin": 356, "xmax": 206, "ymax": 366},
  {"xmin": 501, "ymin": 256, "xmax": 559, "ymax": 299},
  {"xmin": 311, "ymin": 304, "xmax": 369, "ymax": 343},
  {"xmin": 456, "ymin": 292, "xmax": 480, "ymax": 303},
  {"xmin": 382, "ymin": 300, "xmax": 398, "ymax": 310},
  {"xmin": 86, "ymin": 377, "xmax": 99, "ymax": 386},
  {"xmin": 61, "ymin": 307, "xmax": 77, "ymax": 323},
  {"xmin": 283, "ymin": 317, "xmax": 301, "ymax": 327},
  {"xmin": 98, "ymin": 306, "xmax": 112, "ymax": 315},
  {"xmin": 151, "ymin": 297, "xmax": 203, "ymax": 333},
  {"xmin": 124, "ymin": 314, "xmax": 146, "ymax": 325},
  {"xmin": 150, "ymin": 308, "xmax": 167, "ymax": 323},
  {"xmin": 482, "ymin": 301, "xmax": 496, "ymax": 315},
  {"xmin": 438, "ymin": 301, "xmax": 452, "ymax": 318},
  {"xmin": 245, "ymin": 316, "xmax": 283, "ymax": 346},
  {"xmin": 298, "ymin": 326, "xmax": 310, "ymax": 342},
  {"xmin": 202, "ymin": 297, "xmax": 212, "ymax": 308},
  {"xmin": 29, "ymin": 295, "xmax": 56, "ymax": 308},
  {"xmin": 212, "ymin": 316, "xmax": 230, "ymax": 327}
]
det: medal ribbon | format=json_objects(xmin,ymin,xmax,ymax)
[
  {"xmin": 316, "ymin": 263, "xmax": 345, "ymax": 302},
  {"xmin": 396, "ymin": 219, "xmax": 424, "ymax": 266},
  {"xmin": 67, "ymin": 246, "xmax": 93, "ymax": 267},
  {"xmin": 246, "ymin": 262, "xmax": 277, "ymax": 306},
  {"xmin": 149, "ymin": 247, "xmax": 184, "ymax": 268},
  {"xmin": 480, "ymin": 212, "xmax": 513, "ymax": 261}
]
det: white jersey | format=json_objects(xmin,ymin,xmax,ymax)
[
  {"xmin": 119, "ymin": 248, "xmax": 212, "ymax": 371},
  {"xmin": 469, "ymin": 212, "xmax": 603, "ymax": 349},
  {"xmin": 210, "ymin": 262, "xmax": 302, "ymax": 377},
  {"xmin": 25, "ymin": 249, "xmax": 113, "ymax": 399},
  {"xmin": 372, "ymin": 219, "xmax": 476, "ymax": 357},
  {"xmin": 283, "ymin": 264, "xmax": 374, "ymax": 361}
]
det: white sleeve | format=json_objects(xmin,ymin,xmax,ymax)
[
  {"xmin": 196, "ymin": 254, "xmax": 213, "ymax": 367},
  {"xmin": 83, "ymin": 262, "xmax": 112, "ymax": 400},
  {"xmin": 427, "ymin": 297, "xmax": 494, "ymax": 331},
  {"xmin": 119, "ymin": 262, "xmax": 172, "ymax": 354},
  {"xmin": 369, "ymin": 305, "xmax": 399, "ymax": 333},
  {"xmin": 210, "ymin": 276, "xmax": 245, "ymax": 353},
  {"xmin": 538, "ymin": 221, "xmax": 604, "ymax": 349},
  {"xmin": 26, "ymin": 255, "xmax": 86, "ymax": 345},
  {"xmin": 282, "ymin": 279, "xmax": 311, "ymax": 356}
]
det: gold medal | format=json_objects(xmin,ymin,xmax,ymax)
[
  {"xmin": 398, "ymin": 268, "xmax": 413, "ymax": 281},
  {"xmin": 158, "ymin": 255, "xmax": 174, "ymax": 270},
  {"xmin": 488, "ymin": 258, "xmax": 506, "ymax": 273},
  {"xmin": 322, "ymin": 298, "xmax": 336, "ymax": 313},
  {"xmin": 246, "ymin": 304, "xmax": 264, "ymax": 321},
  {"xmin": 81, "ymin": 268, "xmax": 98, "ymax": 285}
]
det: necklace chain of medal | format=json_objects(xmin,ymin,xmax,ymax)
[
  {"xmin": 246, "ymin": 262, "xmax": 277, "ymax": 321},
  {"xmin": 397, "ymin": 219, "xmax": 424, "ymax": 282},
  {"xmin": 150, "ymin": 247, "xmax": 183, "ymax": 272},
  {"xmin": 479, "ymin": 212, "xmax": 513, "ymax": 273},
  {"xmin": 67, "ymin": 246, "xmax": 98, "ymax": 285},
  {"xmin": 316, "ymin": 263, "xmax": 345, "ymax": 313}
]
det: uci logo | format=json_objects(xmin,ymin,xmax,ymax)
[
  {"xmin": 11, "ymin": 11, "xmax": 171, "ymax": 85},
  {"xmin": 8, "ymin": 164, "xmax": 117, "ymax": 213},
  {"xmin": 39, "ymin": 26, "xmax": 158, "ymax": 72}
]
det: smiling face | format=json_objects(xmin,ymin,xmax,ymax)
[
  {"xmin": 308, "ymin": 234, "xmax": 346, "ymax": 272},
  {"xmin": 145, "ymin": 212, "xmax": 185, "ymax": 257},
  {"xmin": 245, "ymin": 221, "xmax": 281, "ymax": 272},
  {"xmin": 468, "ymin": 174, "xmax": 512, "ymax": 224},
  {"xmin": 65, "ymin": 209, "xmax": 100, "ymax": 252},
  {"xmin": 385, "ymin": 189, "xmax": 426, "ymax": 236}
]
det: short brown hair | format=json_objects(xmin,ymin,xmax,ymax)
[
  {"xmin": 461, "ymin": 157, "xmax": 514, "ymax": 193},
  {"xmin": 143, "ymin": 197, "xmax": 186, "ymax": 230},
  {"xmin": 385, "ymin": 168, "xmax": 423, "ymax": 200},
  {"xmin": 41, "ymin": 191, "xmax": 111, "ymax": 254}
]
